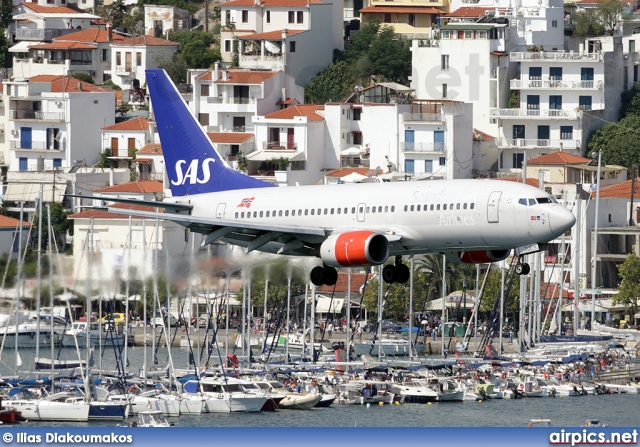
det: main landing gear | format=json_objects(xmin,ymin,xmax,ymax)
[
  {"xmin": 382, "ymin": 257, "xmax": 410, "ymax": 284},
  {"xmin": 310, "ymin": 265, "xmax": 338, "ymax": 287},
  {"xmin": 515, "ymin": 262, "xmax": 530, "ymax": 275}
]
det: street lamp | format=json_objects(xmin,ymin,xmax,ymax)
[{"xmin": 590, "ymin": 150, "xmax": 602, "ymax": 329}]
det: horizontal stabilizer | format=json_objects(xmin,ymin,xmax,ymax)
[{"xmin": 69, "ymin": 194, "xmax": 193, "ymax": 214}]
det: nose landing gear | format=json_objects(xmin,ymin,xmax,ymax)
[
  {"xmin": 382, "ymin": 256, "xmax": 410, "ymax": 284},
  {"xmin": 515, "ymin": 262, "xmax": 530, "ymax": 275},
  {"xmin": 310, "ymin": 265, "xmax": 338, "ymax": 286}
]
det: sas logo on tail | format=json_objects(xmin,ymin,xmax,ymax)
[
  {"xmin": 171, "ymin": 158, "xmax": 217, "ymax": 186},
  {"xmin": 237, "ymin": 197, "xmax": 255, "ymax": 208}
]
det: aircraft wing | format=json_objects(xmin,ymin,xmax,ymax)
[{"xmin": 68, "ymin": 194, "xmax": 193, "ymax": 214}]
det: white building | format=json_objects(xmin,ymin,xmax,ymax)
[
  {"xmin": 3, "ymin": 75, "xmax": 115, "ymax": 174},
  {"xmin": 100, "ymin": 117, "xmax": 152, "ymax": 163},
  {"xmin": 12, "ymin": 27, "xmax": 125, "ymax": 83},
  {"xmin": 134, "ymin": 143, "xmax": 164, "ymax": 182},
  {"xmin": 220, "ymin": 0, "xmax": 343, "ymax": 89},
  {"xmin": 143, "ymin": 5, "xmax": 191, "ymax": 37},
  {"xmin": 0, "ymin": 215, "xmax": 30, "ymax": 260},
  {"xmin": 108, "ymin": 35, "xmax": 179, "ymax": 90}
]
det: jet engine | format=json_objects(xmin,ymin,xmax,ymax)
[
  {"xmin": 320, "ymin": 231, "xmax": 389, "ymax": 267},
  {"xmin": 455, "ymin": 249, "xmax": 510, "ymax": 264}
]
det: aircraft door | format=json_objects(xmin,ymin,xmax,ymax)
[
  {"xmin": 487, "ymin": 192, "xmax": 501, "ymax": 223},
  {"xmin": 216, "ymin": 203, "xmax": 226, "ymax": 219},
  {"xmin": 357, "ymin": 203, "xmax": 366, "ymax": 222}
]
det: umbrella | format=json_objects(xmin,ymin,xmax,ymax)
[{"xmin": 128, "ymin": 294, "xmax": 142, "ymax": 302}]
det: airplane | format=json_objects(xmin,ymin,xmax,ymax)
[{"xmin": 84, "ymin": 68, "xmax": 576, "ymax": 287}]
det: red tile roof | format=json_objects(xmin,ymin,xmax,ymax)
[
  {"xmin": 360, "ymin": 5, "xmax": 443, "ymax": 13},
  {"xmin": 494, "ymin": 177, "xmax": 540, "ymax": 188},
  {"xmin": 50, "ymin": 77, "xmax": 111, "ymax": 93},
  {"xmin": 137, "ymin": 143, "xmax": 162, "ymax": 155},
  {"xmin": 239, "ymin": 29, "xmax": 306, "ymax": 40},
  {"xmin": 0, "ymin": 215, "xmax": 31, "ymax": 228},
  {"xmin": 101, "ymin": 117, "xmax": 149, "ymax": 131},
  {"xmin": 473, "ymin": 128, "xmax": 494, "ymax": 142},
  {"xmin": 317, "ymin": 272, "xmax": 369, "ymax": 293},
  {"xmin": 325, "ymin": 168, "xmax": 374, "ymax": 178},
  {"xmin": 597, "ymin": 179, "xmax": 640, "ymax": 198},
  {"xmin": 134, "ymin": 158, "xmax": 152, "ymax": 163},
  {"xmin": 116, "ymin": 35, "xmax": 178, "ymax": 46},
  {"xmin": 29, "ymin": 75, "xmax": 64, "ymax": 83},
  {"xmin": 446, "ymin": 7, "xmax": 494, "ymax": 16},
  {"xmin": 94, "ymin": 180, "xmax": 163, "ymax": 193},
  {"xmin": 54, "ymin": 28, "xmax": 126, "ymax": 43},
  {"xmin": 528, "ymin": 152, "xmax": 591, "ymax": 165},
  {"xmin": 215, "ymin": 69, "xmax": 279, "ymax": 84},
  {"xmin": 21, "ymin": 3, "xmax": 87, "ymax": 14},
  {"xmin": 30, "ymin": 41, "xmax": 95, "ymax": 50},
  {"xmin": 207, "ymin": 132, "xmax": 254, "ymax": 143},
  {"xmin": 264, "ymin": 105, "xmax": 324, "ymax": 121},
  {"xmin": 222, "ymin": 0, "xmax": 324, "ymax": 6},
  {"xmin": 68, "ymin": 203, "xmax": 163, "ymax": 219}
]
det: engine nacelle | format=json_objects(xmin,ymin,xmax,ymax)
[
  {"xmin": 456, "ymin": 249, "xmax": 510, "ymax": 264},
  {"xmin": 320, "ymin": 231, "xmax": 389, "ymax": 268}
]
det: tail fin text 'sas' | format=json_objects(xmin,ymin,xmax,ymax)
[{"xmin": 145, "ymin": 69, "xmax": 275, "ymax": 196}]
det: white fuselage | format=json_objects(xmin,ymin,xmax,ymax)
[{"xmin": 167, "ymin": 179, "xmax": 573, "ymax": 257}]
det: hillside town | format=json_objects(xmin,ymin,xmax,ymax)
[{"xmin": 0, "ymin": 0, "xmax": 638, "ymax": 335}]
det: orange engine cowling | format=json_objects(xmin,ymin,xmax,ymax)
[
  {"xmin": 457, "ymin": 249, "xmax": 510, "ymax": 264},
  {"xmin": 320, "ymin": 231, "xmax": 389, "ymax": 268}
]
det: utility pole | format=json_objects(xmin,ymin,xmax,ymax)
[{"xmin": 629, "ymin": 166, "xmax": 637, "ymax": 226}]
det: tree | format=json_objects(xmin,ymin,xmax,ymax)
[
  {"xmin": 573, "ymin": 9, "xmax": 606, "ymax": 37},
  {"xmin": 96, "ymin": 0, "xmax": 143, "ymax": 34},
  {"xmin": 480, "ymin": 267, "xmax": 520, "ymax": 313},
  {"xmin": 596, "ymin": 0, "xmax": 627, "ymax": 36},
  {"xmin": 116, "ymin": 102, "xmax": 134, "ymax": 117},
  {"xmin": 72, "ymin": 73, "xmax": 95, "ymax": 84},
  {"xmin": 587, "ymin": 115, "xmax": 640, "ymax": 169},
  {"xmin": 95, "ymin": 148, "xmax": 114, "ymax": 169},
  {"xmin": 614, "ymin": 253, "xmax": 640, "ymax": 318},
  {"xmin": 304, "ymin": 61, "xmax": 354, "ymax": 104},
  {"xmin": 368, "ymin": 26, "xmax": 411, "ymax": 84},
  {"xmin": 32, "ymin": 203, "xmax": 72, "ymax": 252},
  {"xmin": 619, "ymin": 82, "xmax": 640, "ymax": 119},
  {"xmin": 154, "ymin": 54, "xmax": 189, "ymax": 84},
  {"xmin": 169, "ymin": 30, "xmax": 221, "ymax": 69},
  {"xmin": 103, "ymin": 80, "xmax": 122, "ymax": 91}
]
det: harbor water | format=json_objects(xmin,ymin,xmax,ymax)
[{"xmin": 2, "ymin": 346, "xmax": 640, "ymax": 427}]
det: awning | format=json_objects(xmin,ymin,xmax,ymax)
[
  {"xmin": 341, "ymin": 147, "xmax": 364, "ymax": 156},
  {"xmin": 9, "ymin": 41, "xmax": 32, "ymax": 53},
  {"xmin": 246, "ymin": 150, "xmax": 304, "ymax": 162},
  {"xmin": 561, "ymin": 303, "xmax": 608, "ymax": 313},
  {"xmin": 315, "ymin": 296, "xmax": 345, "ymax": 313},
  {"xmin": 4, "ymin": 182, "xmax": 67, "ymax": 203},
  {"xmin": 425, "ymin": 296, "xmax": 476, "ymax": 310}
]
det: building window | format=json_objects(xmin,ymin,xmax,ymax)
[
  {"xmin": 136, "ymin": 52, "xmax": 142, "ymax": 66},
  {"xmin": 464, "ymin": 30, "xmax": 473, "ymax": 39},
  {"xmin": 288, "ymin": 11, "xmax": 295, "ymax": 23},
  {"xmin": 116, "ymin": 52, "xmax": 121, "ymax": 66},
  {"xmin": 353, "ymin": 108, "xmax": 361, "ymax": 120},
  {"xmin": 549, "ymin": 95, "xmax": 562, "ymax": 110},
  {"xmin": 513, "ymin": 153, "xmax": 524, "ymax": 169},
  {"xmin": 441, "ymin": 30, "xmax": 450, "ymax": 39},
  {"xmin": 513, "ymin": 124, "xmax": 525, "ymax": 139},
  {"xmin": 552, "ymin": 20, "xmax": 558, "ymax": 27},
  {"xmin": 297, "ymin": 11, "xmax": 303, "ymax": 23},
  {"xmin": 581, "ymin": 67, "xmax": 594, "ymax": 81},
  {"xmin": 201, "ymin": 84, "xmax": 209, "ymax": 97},
  {"xmin": 199, "ymin": 113, "xmax": 209, "ymax": 126},
  {"xmin": 266, "ymin": 11, "xmax": 271, "ymax": 23},
  {"xmin": 19, "ymin": 157, "xmax": 27, "ymax": 172},
  {"xmin": 241, "ymin": 10, "xmax": 248, "ymax": 22},
  {"xmin": 405, "ymin": 159, "xmax": 414, "ymax": 174},
  {"xmin": 439, "ymin": 157, "xmax": 446, "ymax": 166},
  {"xmin": 631, "ymin": 40, "xmax": 636, "ymax": 53},
  {"xmin": 527, "ymin": 95, "xmax": 540, "ymax": 110},
  {"xmin": 442, "ymin": 84, "xmax": 447, "ymax": 98},
  {"xmin": 477, "ymin": 30, "xmax": 487, "ymax": 38},
  {"xmin": 529, "ymin": 67, "xmax": 542, "ymax": 80},
  {"xmin": 579, "ymin": 96, "xmax": 592, "ymax": 111},
  {"xmin": 441, "ymin": 55, "xmax": 449, "ymax": 70},
  {"xmin": 53, "ymin": 158, "xmax": 62, "ymax": 168},
  {"xmin": 101, "ymin": 49, "xmax": 107, "ymax": 61},
  {"xmin": 352, "ymin": 131, "xmax": 362, "ymax": 145},
  {"xmin": 560, "ymin": 126, "xmax": 573, "ymax": 140},
  {"xmin": 224, "ymin": 40, "xmax": 232, "ymax": 53},
  {"xmin": 290, "ymin": 41, "xmax": 296, "ymax": 52},
  {"xmin": 549, "ymin": 67, "xmax": 562, "ymax": 80},
  {"xmin": 425, "ymin": 160, "xmax": 433, "ymax": 173}
]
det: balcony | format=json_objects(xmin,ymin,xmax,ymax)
[
  {"xmin": 10, "ymin": 140, "xmax": 58, "ymax": 150},
  {"xmin": 401, "ymin": 142, "xmax": 446, "ymax": 152},
  {"xmin": 496, "ymin": 138, "xmax": 581, "ymax": 150},
  {"xmin": 510, "ymin": 52, "xmax": 603, "ymax": 62},
  {"xmin": 15, "ymin": 28, "xmax": 78, "ymax": 42},
  {"xmin": 402, "ymin": 112, "xmax": 445, "ymax": 123},
  {"xmin": 9, "ymin": 110, "xmax": 65, "ymax": 121},
  {"xmin": 262, "ymin": 141, "xmax": 297, "ymax": 150},
  {"xmin": 510, "ymin": 79, "xmax": 603, "ymax": 90},
  {"xmin": 416, "ymin": 39, "xmax": 440, "ymax": 48},
  {"xmin": 490, "ymin": 108, "xmax": 580, "ymax": 120},
  {"xmin": 115, "ymin": 66, "xmax": 134, "ymax": 75},
  {"xmin": 206, "ymin": 96, "xmax": 256, "ymax": 105}
]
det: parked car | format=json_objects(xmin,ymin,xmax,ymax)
[
  {"xmin": 152, "ymin": 313, "xmax": 179, "ymax": 327},
  {"xmin": 366, "ymin": 319, "xmax": 403, "ymax": 334},
  {"xmin": 101, "ymin": 313, "xmax": 126, "ymax": 329}
]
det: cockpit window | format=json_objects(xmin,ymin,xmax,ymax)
[
  {"xmin": 518, "ymin": 198, "xmax": 527, "ymax": 206},
  {"xmin": 536, "ymin": 197, "xmax": 553, "ymax": 204},
  {"xmin": 528, "ymin": 198, "xmax": 536, "ymax": 206}
]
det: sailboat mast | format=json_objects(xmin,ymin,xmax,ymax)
[
  {"xmin": 142, "ymin": 219, "xmax": 147, "ymax": 380},
  {"xmin": 35, "ymin": 185, "xmax": 43, "ymax": 365},
  {"xmin": 14, "ymin": 202, "xmax": 24, "ymax": 377},
  {"xmin": 85, "ymin": 217, "xmax": 94, "ymax": 400},
  {"xmin": 123, "ymin": 216, "xmax": 132, "ymax": 372},
  {"xmin": 47, "ymin": 205, "xmax": 55, "ymax": 390}
]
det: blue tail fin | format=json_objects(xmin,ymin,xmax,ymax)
[{"xmin": 145, "ymin": 69, "xmax": 275, "ymax": 196}]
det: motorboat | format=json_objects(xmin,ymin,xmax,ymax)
[
  {"xmin": 108, "ymin": 390, "xmax": 180, "ymax": 417},
  {"xmin": 353, "ymin": 337, "xmax": 425, "ymax": 357},
  {"xmin": 436, "ymin": 381, "xmax": 465, "ymax": 402},
  {"xmin": 8, "ymin": 391, "xmax": 90, "ymax": 422},
  {"xmin": 130, "ymin": 410, "xmax": 173, "ymax": 427},
  {"xmin": 337, "ymin": 380, "xmax": 395, "ymax": 405},
  {"xmin": 390, "ymin": 381, "xmax": 439, "ymax": 403},
  {"xmin": 182, "ymin": 377, "xmax": 266, "ymax": 412},
  {"xmin": 253, "ymin": 380, "xmax": 320, "ymax": 410}
]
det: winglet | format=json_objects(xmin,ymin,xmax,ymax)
[{"xmin": 145, "ymin": 69, "xmax": 275, "ymax": 196}]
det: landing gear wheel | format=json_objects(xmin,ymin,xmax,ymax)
[
  {"xmin": 522, "ymin": 263, "xmax": 530, "ymax": 275},
  {"xmin": 515, "ymin": 263, "xmax": 524, "ymax": 275},
  {"xmin": 382, "ymin": 265, "xmax": 397, "ymax": 283},
  {"xmin": 310, "ymin": 266, "xmax": 326, "ymax": 286},
  {"xmin": 394, "ymin": 264, "xmax": 410, "ymax": 283},
  {"xmin": 324, "ymin": 266, "xmax": 338, "ymax": 286}
]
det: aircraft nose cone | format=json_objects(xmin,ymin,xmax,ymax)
[{"xmin": 549, "ymin": 206, "xmax": 576, "ymax": 236}]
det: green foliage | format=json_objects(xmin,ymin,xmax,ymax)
[
  {"xmin": 96, "ymin": 148, "xmax": 114, "ymax": 169},
  {"xmin": 304, "ymin": 23, "xmax": 411, "ymax": 103},
  {"xmin": 508, "ymin": 90, "xmax": 520, "ymax": 108},
  {"xmin": 587, "ymin": 115, "xmax": 640, "ymax": 169},
  {"xmin": 32, "ymin": 203, "xmax": 72, "ymax": 251},
  {"xmin": 527, "ymin": 45, "xmax": 542, "ymax": 52},
  {"xmin": 619, "ymin": 82, "xmax": 640, "ymax": 119},
  {"xmin": 154, "ymin": 54, "xmax": 188, "ymax": 84},
  {"xmin": 102, "ymin": 80, "xmax": 122, "ymax": 91},
  {"xmin": 596, "ymin": 0, "xmax": 627, "ymax": 35},
  {"xmin": 266, "ymin": 157, "xmax": 290, "ymax": 171},
  {"xmin": 573, "ymin": 9, "xmax": 606, "ymax": 36},
  {"xmin": 169, "ymin": 30, "xmax": 221, "ymax": 68},
  {"xmin": 96, "ymin": 0, "xmax": 143, "ymax": 34},
  {"xmin": 116, "ymin": 103, "xmax": 133, "ymax": 117},
  {"xmin": 479, "ymin": 267, "xmax": 520, "ymax": 313},
  {"xmin": 236, "ymin": 151, "xmax": 248, "ymax": 172},
  {"xmin": 235, "ymin": 261, "xmax": 307, "ymax": 311},
  {"xmin": 72, "ymin": 73, "xmax": 95, "ymax": 84},
  {"xmin": 614, "ymin": 253, "xmax": 640, "ymax": 317},
  {"xmin": 138, "ymin": 0, "xmax": 200, "ymax": 14}
]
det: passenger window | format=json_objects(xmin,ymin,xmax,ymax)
[
  {"xmin": 470, "ymin": 203, "xmax": 475, "ymax": 210},
  {"xmin": 323, "ymin": 209, "xmax": 327, "ymax": 215},
  {"xmin": 437, "ymin": 204, "xmax": 440, "ymax": 210},
  {"xmin": 241, "ymin": 212, "xmax": 245, "ymax": 218},
  {"xmin": 410, "ymin": 205, "xmax": 414, "ymax": 211},
  {"xmin": 235, "ymin": 212, "xmax": 238, "ymax": 218},
  {"xmin": 304, "ymin": 209, "xmax": 308, "ymax": 216},
  {"xmin": 267, "ymin": 211, "xmax": 270, "ymax": 217},
  {"xmin": 298, "ymin": 210, "xmax": 302, "ymax": 216},
  {"xmin": 337, "ymin": 208, "xmax": 341, "ymax": 214},
  {"xmin": 391, "ymin": 206, "xmax": 395, "ymax": 212},
  {"xmin": 366, "ymin": 207, "xmax": 370, "ymax": 213},
  {"xmin": 352, "ymin": 207, "xmax": 356, "ymax": 214},
  {"xmin": 456, "ymin": 203, "xmax": 460, "ymax": 210},
  {"xmin": 519, "ymin": 198, "xmax": 527, "ymax": 206},
  {"xmin": 311, "ymin": 209, "xmax": 315, "ymax": 215},
  {"xmin": 528, "ymin": 199, "xmax": 536, "ymax": 206},
  {"xmin": 260, "ymin": 211, "xmax": 263, "ymax": 217},
  {"xmin": 443, "ymin": 204, "xmax": 447, "ymax": 210},
  {"xmin": 378, "ymin": 206, "xmax": 382, "ymax": 212},
  {"xmin": 285, "ymin": 210, "xmax": 289, "ymax": 216},
  {"xmin": 463, "ymin": 203, "xmax": 467, "ymax": 210},
  {"xmin": 318, "ymin": 209, "xmax": 321, "ymax": 215},
  {"xmin": 279, "ymin": 210, "xmax": 283, "ymax": 217},
  {"xmin": 384, "ymin": 206, "xmax": 388, "ymax": 212},
  {"xmin": 404, "ymin": 205, "xmax": 408, "ymax": 212},
  {"xmin": 372, "ymin": 207, "xmax": 376, "ymax": 213},
  {"xmin": 344, "ymin": 208, "xmax": 348, "ymax": 214},
  {"xmin": 417, "ymin": 205, "xmax": 421, "ymax": 211},
  {"xmin": 430, "ymin": 204, "xmax": 434, "ymax": 211},
  {"xmin": 253, "ymin": 212, "xmax": 257, "ymax": 217},
  {"xmin": 450, "ymin": 203, "xmax": 454, "ymax": 209},
  {"xmin": 359, "ymin": 207, "xmax": 364, "ymax": 213}
]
